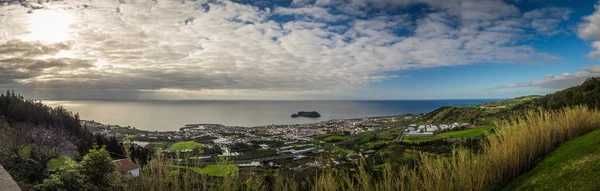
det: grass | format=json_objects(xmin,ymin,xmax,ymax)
[
  {"xmin": 332, "ymin": 146, "xmax": 356, "ymax": 154},
  {"xmin": 402, "ymin": 135, "xmax": 442, "ymax": 143},
  {"xmin": 319, "ymin": 106, "xmax": 600, "ymax": 191},
  {"xmin": 184, "ymin": 164, "xmax": 237, "ymax": 177},
  {"xmin": 402, "ymin": 126, "xmax": 494, "ymax": 143},
  {"xmin": 395, "ymin": 106, "xmax": 600, "ymax": 190},
  {"xmin": 501, "ymin": 129, "xmax": 600, "ymax": 191},
  {"xmin": 47, "ymin": 155, "xmax": 73, "ymax": 172},
  {"xmin": 149, "ymin": 141, "xmax": 169, "ymax": 149},
  {"xmin": 361, "ymin": 140, "xmax": 389, "ymax": 149},
  {"xmin": 125, "ymin": 106, "xmax": 600, "ymax": 191},
  {"xmin": 323, "ymin": 135, "xmax": 350, "ymax": 142},
  {"xmin": 168, "ymin": 141, "xmax": 204, "ymax": 151},
  {"xmin": 436, "ymin": 125, "xmax": 494, "ymax": 138},
  {"xmin": 125, "ymin": 134, "xmax": 137, "ymax": 140}
]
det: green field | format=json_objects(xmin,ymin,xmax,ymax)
[
  {"xmin": 323, "ymin": 135, "xmax": 351, "ymax": 142},
  {"xmin": 403, "ymin": 126, "xmax": 494, "ymax": 143},
  {"xmin": 168, "ymin": 141, "xmax": 204, "ymax": 151},
  {"xmin": 149, "ymin": 141, "xmax": 169, "ymax": 149},
  {"xmin": 332, "ymin": 146, "xmax": 356, "ymax": 154},
  {"xmin": 436, "ymin": 126, "xmax": 494, "ymax": 138},
  {"xmin": 361, "ymin": 140, "xmax": 389, "ymax": 149},
  {"xmin": 501, "ymin": 129, "xmax": 600, "ymax": 191},
  {"xmin": 124, "ymin": 134, "xmax": 137, "ymax": 140},
  {"xmin": 402, "ymin": 135, "xmax": 443, "ymax": 143},
  {"xmin": 183, "ymin": 164, "xmax": 237, "ymax": 177}
]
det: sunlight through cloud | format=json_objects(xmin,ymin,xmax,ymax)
[{"xmin": 20, "ymin": 10, "xmax": 73, "ymax": 43}]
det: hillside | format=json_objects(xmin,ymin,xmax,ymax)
[
  {"xmin": 531, "ymin": 77, "xmax": 600, "ymax": 109},
  {"xmin": 501, "ymin": 129, "xmax": 600, "ymax": 191},
  {"xmin": 422, "ymin": 77, "xmax": 600, "ymax": 125},
  {"xmin": 421, "ymin": 96, "xmax": 539, "ymax": 125}
]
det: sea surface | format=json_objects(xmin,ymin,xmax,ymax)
[{"xmin": 43, "ymin": 100, "xmax": 497, "ymax": 131}]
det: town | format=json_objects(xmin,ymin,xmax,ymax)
[{"xmin": 81, "ymin": 113, "xmax": 476, "ymax": 172}]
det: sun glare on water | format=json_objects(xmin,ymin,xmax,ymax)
[{"xmin": 20, "ymin": 10, "xmax": 73, "ymax": 43}]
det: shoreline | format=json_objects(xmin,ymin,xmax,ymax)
[{"xmin": 82, "ymin": 113, "xmax": 417, "ymax": 134}]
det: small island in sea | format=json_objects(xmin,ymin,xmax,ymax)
[{"xmin": 291, "ymin": 111, "xmax": 321, "ymax": 118}]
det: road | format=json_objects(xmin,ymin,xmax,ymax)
[{"xmin": 181, "ymin": 125, "xmax": 405, "ymax": 165}]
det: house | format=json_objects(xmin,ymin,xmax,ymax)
[{"xmin": 114, "ymin": 158, "xmax": 139, "ymax": 177}]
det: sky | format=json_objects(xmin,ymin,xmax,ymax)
[{"xmin": 1, "ymin": 0, "xmax": 600, "ymax": 100}]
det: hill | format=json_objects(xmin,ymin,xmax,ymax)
[
  {"xmin": 532, "ymin": 77, "xmax": 600, "ymax": 109},
  {"xmin": 501, "ymin": 129, "xmax": 600, "ymax": 191},
  {"xmin": 421, "ymin": 95, "xmax": 539, "ymax": 125},
  {"xmin": 422, "ymin": 77, "xmax": 600, "ymax": 125}
]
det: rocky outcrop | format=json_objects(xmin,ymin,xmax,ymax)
[{"xmin": 291, "ymin": 111, "xmax": 321, "ymax": 118}]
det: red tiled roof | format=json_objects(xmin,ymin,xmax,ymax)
[{"xmin": 113, "ymin": 159, "xmax": 138, "ymax": 172}]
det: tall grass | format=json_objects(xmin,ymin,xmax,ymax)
[
  {"xmin": 126, "ymin": 106, "xmax": 600, "ymax": 191},
  {"xmin": 395, "ymin": 105, "xmax": 600, "ymax": 190}
]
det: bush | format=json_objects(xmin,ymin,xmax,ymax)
[{"xmin": 34, "ymin": 147, "xmax": 119, "ymax": 191}]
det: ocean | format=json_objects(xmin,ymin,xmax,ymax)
[{"xmin": 43, "ymin": 100, "xmax": 497, "ymax": 131}]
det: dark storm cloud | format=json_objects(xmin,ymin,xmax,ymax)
[
  {"xmin": 0, "ymin": 40, "xmax": 70, "ymax": 58},
  {"xmin": 0, "ymin": 40, "xmax": 93, "ymax": 85}
]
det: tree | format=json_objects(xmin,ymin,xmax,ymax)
[
  {"xmin": 79, "ymin": 147, "xmax": 117, "ymax": 191},
  {"xmin": 21, "ymin": 124, "xmax": 77, "ymax": 166},
  {"xmin": 0, "ymin": 123, "xmax": 77, "ymax": 188},
  {"xmin": 33, "ymin": 162, "xmax": 84, "ymax": 191}
]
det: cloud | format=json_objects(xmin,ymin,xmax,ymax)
[
  {"xmin": 589, "ymin": 41, "xmax": 600, "ymax": 58},
  {"xmin": 0, "ymin": 0, "xmax": 565, "ymax": 99},
  {"xmin": 524, "ymin": 7, "xmax": 572, "ymax": 36},
  {"xmin": 497, "ymin": 65, "xmax": 600, "ymax": 89},
  {"xmin": 274, "ymin": 6, "xmax": 350, "ymax": 22},
  {"xmin": 579, "ymin": 2, "xmax": 600, "ymax": 58},
  {"xmin": 579, "ymin": 3, "xmax": 600, "ymax": 40},
  {"xmin": 0, "ymin": 40, "xmax": 93, "ymax": 84}
]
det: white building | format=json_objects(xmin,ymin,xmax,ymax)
[{"xmin": 238, "ymin": 161, "xmax": 261, "ymax": 167}]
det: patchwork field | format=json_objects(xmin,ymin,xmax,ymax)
[
  {"xmin": 436, "ymin": 125, "xmax": 494, "ymax": 138},
  {"xmin": 403, "ymin": 126, "xmax": 494, "ymax": 143},
  {"xmin": 168, "ymin": 141, "xmax": 204, "ymax": 151}
]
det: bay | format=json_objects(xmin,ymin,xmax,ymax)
[{"xmin": 43, "ymin": 99, "xmax": 497, "ymax": 131}]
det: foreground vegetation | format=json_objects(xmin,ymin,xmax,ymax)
[
  {"xmin": 501, "ymin": 129, "xmax": 600, "ymax": 191},
  {"xmin": 118, "ymin": 105, "xmax": 599, "ymax": 191},
  {"xmin": 20, "ymin": 104, "xmax": 600, "ymax": 191},
  {"xmin": 3, "ymin": 78, "xmax": 600, "ymax": 190},
  {"xmin": 185, "ymin": 164, "xmax": 237, "ymax": 177}
]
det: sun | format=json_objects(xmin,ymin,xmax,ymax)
[{"xmin": 20, "ymin": 10, "xmax": 73, "ymax": 43}]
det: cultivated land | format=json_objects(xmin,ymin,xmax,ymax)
[
  {"xmin": 168, "ymin": 141, "xmax": 204, "ymax": 151},
  {"xmin": 402, "ymin": 125, "xmax": 494, "ymax": 143},
  {"xmin": 436, "ymin": 125, "xmax": 494, "ymax": 138},
  {"xmin": 501, "ymin": 129, "xmax": 600, "ymax": 191}
]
